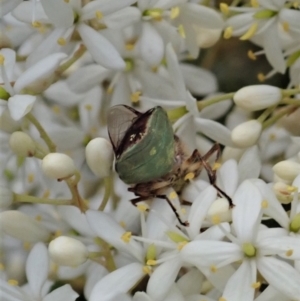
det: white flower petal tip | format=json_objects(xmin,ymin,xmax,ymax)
[
  {"xmin": 14, "ymin": 53, "xmax": 68, "ymax": 94},
  {"xmin": 231, "ymin": 120, "xmax": 262, "ymax": 148},
  {"xmin": 8, "ymin": 95, "xmax": 37, "ymax": 121},
  {"xmin": 206, "ymin": 198, "xmax": 232, "ymax": 223},
  {"xmin": 0, "ymin": 184, "xmax": 13, "ymax": 209},
  {"xmin": 77, "ymin": 24, "xmax": 125, "ymax": 70},
  {"xmin": 49, "ymin": 236, "xmax": 89, "ymax": 266},
  {"xmin": 273, "ymin": 161, "xmax": 300, "ymax": 183},
  {"xmin": 85, "ymin": 138, "xmax": 114, "ymax": 178},
  {"xmin": 9, "ymin": 131, "xmax": 36, "ymax": 157},
  {"xmin": 0, "ymin": 211, "xmax": 50, "ymax": 242},
  {"xmin": 233, "ymin": 85, "xmax": 282, "ymax": 111},
  {"xmin": 42, "ymin": 153, "xmax": 76, "ymax": 180}
]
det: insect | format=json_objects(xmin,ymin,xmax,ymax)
[{"xmin": 107, "ymin": 105, "xmax": 232, "ymax": 226}]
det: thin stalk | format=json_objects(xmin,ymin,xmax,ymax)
[
  {"xmin": 14, "ymin": 193, "xmax": 72, "ymax": 205},
  {"xmin": 262, "ymin": 105, "xmax": 296, "ymax": 129},
  {"xmin": 99, "ymin": 176, "xmax": 113, "ymax": 211},
  {"xmin": 197, "ymin": 92, "xmax": 235, "ymax": 111}
]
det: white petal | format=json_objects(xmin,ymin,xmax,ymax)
[
  {"xmin": 0, "ymin": 48, "xmax": 16, "ymax": 82},
  {"xmin": 180, "ymin": 240, "xmax": 242, "ymax": 267},
  {"xmin": 166, "ymin": 44, "xmax": 187, "ymax": 100},
  {"xmin": 26, "ymin": 28, "xmax": 74, "ymax": 68},
  {"xmin": 8, "ymin": 95, "xmax": 36, "ymax": 121},
  {"xmin": 164, "ymin": 284, "xmax": 185, "ymax": 301},
  {"xmin": 187, "ymin": 185, "xmax": 217, "ymax": 239},
  {"xmin": 181, "ymin": 64, "xmax": 217, "ymax": 96},
  {"xmin": 194, "ymin": 117, "xmax": 235, "ymax": 146},
  {"xmin": 257, "ymin": 257, "xmax": 300, "ymax": 300},
  {"xmin": 12, "ymin": 1, "xmax": 49, "ymax": 23},
  {"xmin": 81, "ymin": 0, "xmax": 137, "ymax": 20},
  {"xmin": 176, "ymin": 268, "xmax": 204, "ymax": 296},
  {"xmin": 103, "ymin": 7, "xmax": 141, "ymax": 29},
  {"xmin": 139, "ymin": 22, "xmax": 164, "ymax": 67},
  {"xmin": 15, "ymin": 53, "xmax": 68, "ymax": 93},
  {"xmin": 263, "ymin": 25, "xmax": 285, "ymax": 74},
  {"xmin": 147, "ymin": 258, "xmax": 182, "ymax": 301},
  {"xmin": 232, "ymin": 180, "xmax": 262, "ymax": 242},
  {"xmin": 0, "ymin": 278, "xmax": 23, "ymax": 301},
  {"xmin": 254, "ymin": 285, "xmax": 289, "ymax": 301},
  {"xmin": 199, "ymin": 99, "xmax": 232, "ymax": 120},
  {"xmin": 43, "ymin": 284, "xmax": 79, "ymax": 301},
  {"xmin": 77, "ymin": 24, "xmax": 125, "ymax": 70},
  {"xmin": 89, "ymin": 263, "xmax": 144, "ymax": 301},
  {"xmin": 217, "ymin": 159, "xmax": 239, "ymax": 196},
  {"xmin": 238, "ymin": 146, "xmax": 261, "ymax": 183},
  {"xmin": 86, "ymin": 210, "xmax": 144, "ymax": 262},
  {"xmin": 0, "ymin": 0, "xmax": 22, "ymax": 17},
  {"xmin": 40, "ymin": 0, "xmax": 74, "ymax": 27},
  {"xmin": 195, "ymin": 223, "xmax": 230, "ymax": 241},
  {"xmin": 26, "ymin": 242, "xmax": 49, "ymax": 299},
  {"xmin": 66, "ymin": 64, "xmax": 111, "ymax": 93},
  {"xmin": 222, "ymin": 260, "xmax": 256, "ymax": 301}
]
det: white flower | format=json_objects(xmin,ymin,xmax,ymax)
[
  {"xmin": 9, "ymin": 131, "xmax": 36, "ymax": 157},
  {"xmin": 0, "ymin": 242, "xmax": 79, "ymax": 301}
]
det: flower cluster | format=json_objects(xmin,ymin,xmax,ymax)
[{"xmin": 1, "ymin": 0, "xmax": 300, "ymax": 301}]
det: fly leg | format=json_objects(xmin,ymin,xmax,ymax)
[
  {"xmin": 157, "ymin": 194, "xmax": 189, "ymax": 227},
  {"xmin": 198, "ymin": 144, "xmax": 234, "ymax": 207}
]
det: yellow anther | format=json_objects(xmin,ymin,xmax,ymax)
[
  {"xmin": 210, "ymin": 265, "xmax": 217, "ymax": 272},
  {"xmin": 250, "ymin": 0, "xmax": 259, "ymax": 7},
  {"xmin": 177, "ymin": 241, "xmax": 188, "ymax": 250},
  {"xmin": 64, "ymin": 0, "xmax": 70, "ymax": 3},
  {"xmin": 54, "ymin": 230, "xmax": 62, "ymax": 238},
  {"xmin": 181, "ymin": 207, "xmax": 186, "ymax": 215},
  {"xmin": 107, "ymin": 86, "xmax": 113, "ymax": 94},
  {"xmin": 184, "ymin": 172, "xmax": 195, "ymax": 181},
  {"xmin": 240, "ymin": 23, "xmax": 258, "ymax": 40},
  {"xmin": 143, "ymin": 265, "xmax": 152, "ymax": 274},
  {"xmin": 119, "ymin": 221, "xmax": 126, "ymax": 228},
  {"xmin": 211, "ymin": 215, "xmax": 221, "ymax": 225},
  {"xmin": 293, "ymin": 2, "xmax": 300, "ymax": 8},
  {"xmin": 212, "ymin": 162, "xmax": 221, "ymax": 171},
  {"xmin": 146, "ymin": 259, "xmax": 157, "ymax": 266},
  {"xmin": 23, "ymin": 241, "xmax": 31, "ymax": 251},
  {"xmin": 287, "ymin": 185, "xmax": 297, "ymax": 192},
  {"xmin": 223, "ymin": 26, "xmax": 233, "ymax": 39},
  {"xmin": 178, "ymin": 24, "xmax": 186, "ymax": 38},
  {"xmin": 170, "ymin": 7, "xmax": 180, "ymax": 19},
  {"xmin": 125, "ymin": 42, "xmax": 135, "ymax": 50},
  {"xmin": 0, "ymin": 54, "xmax": 5, "ymax": 65},
  {"xmin": 130, "ymin": 91, "xmax": 141, "ymax": 104},
  {"xmin": 269, "ymin": 133, "xmax": 276, "ymax": 141},
  {"xmin": 252, "ymin": 281, "xmax": 261, "ymax": 289},
  {"xmin": 27, "ymin": 173, "xmax": 35, "ymax": 183},
  {"xmin": 169, "ymin": 191, "xmax": 178, "ymax": 200},
  {"xmin": 0, "ymin": 263, "xmax": 4, "ymax": 270},
  {"xmin": 35, "ymin": 215, "xmax": 42, "ymax": 221},
  {"xmin": 85, "ymin": 104, "xmax": 92, "ymax": 111},
  {"xmin": 261, "ymin": 200, "xmax": 269, "ymax": 208},
  {"xmin": 166, "ymin": 231, "xmax": 188, "ymax": 243},
  {"xmin": 248, "ymin": 50, "xmax": 257, "ymax": 60},
  {"xmin": 8, "ymin": 279, "xmax": 18, "ymax": 286},
  {"xmin": 95, "ymin": 10, "xmax": 103, "ymax": 19},
  {"xmin": 52, "ymin": 105, "xmax": 61, "ymax": 114},
  {"xmin": 42, "ymin": 189, "xmax": 50, "ymax": 198},
  {"xmin": 282, "ymin": 21, "xmax": 289, "ymax": 32},
  {"xmin": 257, "ymin": 73, "xmax": 265, "ymax": 82},
  {"xmin": 219, "ymin": 3, "xmax": 229, "ymax": 15},
  {"xmin": 32, "ymin": 21, "xmax": 42, "ymax": 28},
  {"xmin": 57, "ymin": 37, "xmax": 66, "ymax": 46},
  {"xmin": 219, "ymin": 298, "xmax": 227, "ymax": 301},
  {"xmin": 286, "ymin": 249, "xmax": 293, "ymax": 257},
  {"xmin": 151, "ymin": 66, "xmax": 158, "ymax": 72},
  {"xmin": 121, "ymin": 231, "xmax": 132, "ymax": 243},
  {"xmin": 137, "ymin": 203, "xmax": 149, "ymax": 212}
]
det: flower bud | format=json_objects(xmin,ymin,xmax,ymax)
[
  {"xmin": 85, "ymin": 138, "xmax": 113, "ymax": 178},
  {"xmin": 0, "ymin": 184, "xmax": 13, "ymax": 209},
  {"xmin": 0, "ymin": 211, "xmax": 50, "ymax": 242},
  {"xmin": 233, "ymin": 85, "xmax": 282, "ymax": 111},
  {"xmin": 231, "ymin": 120, "xmax": 262, "ymax": 148},
  {"xmin": 9, "ymin": 131, "xmax": 36, "ymax": 157},
  {"xmin": 273, "ymin": 182, "xmax": 293, "ymax": 204},
  {"xmin": 42, "ymin": 153, "xmax": 76, "ymax": 180},
  {"xmin": 273, "ymin": 160, "xmax": 300, "ymax": 182},
  {"xmin": 206, "ymin": 198, "xmax": 232, "ymax": 223},
  {"xmin": 49, "ymin": 236, "xmax": 89, "ymax": 266}
]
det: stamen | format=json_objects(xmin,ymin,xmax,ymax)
[
  {"xmin": 240, "ymin": 23, "xmax": 258, "ymax": 40},
  {"xmin": 251, "ymin": 0, "xmax": 259, "ymax": 7},
  {"xmin": 143, "ymin": 266, "xmax": 152, "ymax": 274},
  {"xmin": 251, "ymin": 281, "xmax": 261, "ymax": 289},
  {"xmin": 184, "ymin": 172, "xmax": 195, "ymax": 181},
  {"xmin": 146, "ymin": 259, "xmax": 157, "ymax": 266},
  {"xmin": 257, "ymin": 73, "xmax": 266, "ymax": 82},
  {"xmin": 32, "ymin": 21, "xmax": 42, "ymax": 28},
  {"xmin": 95, "ymin": 10, "xmax": 103, "ymax": 19},
  {"xmin": 261, "ymin": 200, "xmax": 268, "ymax": 208},
  {"xmin": 223, "ymin": 27, "xmax": 233, "ymax": 39},
  {"xmin": 119, "ymin": 221, "xmax": 126, "ymax": 228},
  {"xmin": 248, "ymin": 50, "xmax": 257, "ymax": 60},
  {"xmin": 282, "ymin": 21, "xmax": 289, "ymax": 32},
  {"xmin": 210, "ymin": 265, "xmax": 217, "ymax": 272},
  {"xmin": 219, "ymin": 3, "xmax": 229, "ymax": 15},
  {"xmin": 178, "ymin": 24, "xmax": 186, "ymax": 38},
  {"xmin": 121, "ymin": 232, "xmax": 132, "ymax": 243},
  {"xmin": 286, "ymin": 249, "xmax": 293, "ymax": 257},
  {"xmin": 137, "ymin": 203, "xmax": 149, "ymax": 212},
  {"xmin": 170, "ymin": 7, "xmax": 180, "ymax": 19},
  {"xmin": 57, "ymin": 37, "xmax": 66, "ymax": 46},
  {"xmin": 130, "ymin": 91, "xmax": 141, "ymax": 104},
  {"xmin": 8, "ymin": 279, "xmax": 18, "ymax": 286},
  {"xmin": 23, "ymin": 242, "xmax": 31, "ymax": 251},
  {"xmin": 0, "ymin": 54, "xmax": 5, "ymax": 65}
]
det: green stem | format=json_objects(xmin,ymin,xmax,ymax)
[
  {"xmin": 13, "ymin": 193, "xmax": 72, "ymax": 205},
  {"xmin": 280, "ymin": 98, "xmax": 300, "ymax": 106},
  {"xmin": 257, "ymin": 105, "xmax": 277, "ymax": 123},
  {"xmin": 282, "ymin": 88, "xmax": 300, "ymax": 97},
  {"xmin": 66, "ymin": 179, "xmax": 88, "ymax": 212},
  {"xmin": 26, "ymin": 113, "xmax": 56, "ymax": 152},
  {"xmin": 197, "ymin": 92, "xmax": 235, "ymax": 111},
  {"xmin": 262, "ymin": 105, "xmax": 297, "ymax": 129},
  {"xmin": 55, "ymin": 44, "xmax": 86, "ymax": 77},
  {"xmin": 167, "ymin": 106, "xmax": 188, "ymax": 122},
  {"xmin": 98, "ymin": 176, "xmax": 113, "ymax": 211},
  {"xmin": 94, "ymin": 238, "xmax": 116, "ymax": 272}
]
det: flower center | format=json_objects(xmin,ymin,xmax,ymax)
[{"xmin": 242, "ymin": 242, "xmax": 256, "ymax": 257}]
